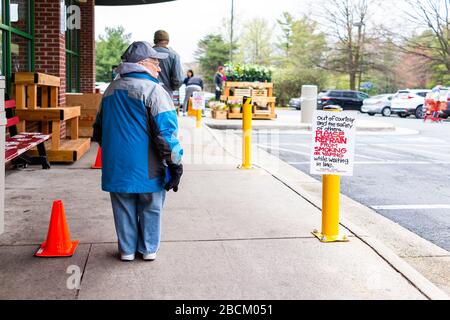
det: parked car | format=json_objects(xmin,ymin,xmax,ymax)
[
  {"xmin": 360, "ymin": 94, "xmax": 394, "ymax": 117},
  {"xmin": 317, "ymin": 90, "xmax": 370, "ymax": 110},
  {"xmin": 390, "ymin": 89, "xmax": 430, "ymax": 119},
  {"xmin": 289, "ymin": 97, "xmax": 302, "ymax": 110}
]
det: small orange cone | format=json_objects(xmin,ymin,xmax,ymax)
[
  {"xmin": 91, "ymin": 146, "xmax": 102, "ymax": 169},
  {"xmin": 35, "ymin": 200, "xmax": 79, "ymax": 257}
]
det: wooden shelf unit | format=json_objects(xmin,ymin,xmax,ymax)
[
  {"xmin": 221, "ymin": 81, "xmax": 277, "ymax": 120},
  {"xmin": 12, "ymin": 72, "xmax": 90, "ymax": 162}
]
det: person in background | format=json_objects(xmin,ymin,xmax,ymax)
[
  {"xmin": 183, "ymin": 69, "xmax": 194, "ymax": 86},
  {"xmin": 92, "ymin": 41, "xmax": 184, "ymax": 262},
  {"xmin": 214, "ymin": 66, "xmax": 225, "ymax": 101},
  {"xmin": 153, "ymin": 30, "xmax": 184, "ymax": 99},
  {"xmin": 182, "ymin": 74, "xmax": 204, "ymax": 116}
]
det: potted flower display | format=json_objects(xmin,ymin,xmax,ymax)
[
  {"xmin": 209, "ymin": 101, "xmax": 228, "ymax": 119},
  {"xmin": 228, "ymin": 100, "xmax": 242, "ymax": 114}
]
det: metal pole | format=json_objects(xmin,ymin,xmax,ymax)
[
  {"xmin": 312, "ymin": 105, "xmax": 349, "ymax": 243},
  {"xmin": 196, "ymin": 109, "xmax": 202, "ymax": 128},
  {"xmin": 230, "ymin": 0, "xmax": 234, "ymax": 63},
  {"xmin": 239, "ymin": 96, "xmax": 252, "ymax": 170},
  {"xmin": 0, "ymin": 76, "xmax": 6, "ymax": 235}
]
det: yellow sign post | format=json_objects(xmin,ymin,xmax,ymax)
[
  {"xmin": 196, "ymin": 109, "xmax": 202, "ymax": 128},
  {"xmin": 238, "ymin": 96, "xmax": 253, "ymax": 170},
  {"xmin": 312, "ymin": 105, "xmax": 349, "ymax": 243}
]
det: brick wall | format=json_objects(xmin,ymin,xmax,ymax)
[
  {"xmin": 34, "ymin": 0, "xmax": 66, "ymax": 137},
  {"xmin": 79, "ymin": 0, "xmax": 95, "ymax": 93}
]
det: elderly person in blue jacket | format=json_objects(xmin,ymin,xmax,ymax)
[{"xmin": 93, "ymin": 41, "xmax": 183, "ymax": 262}]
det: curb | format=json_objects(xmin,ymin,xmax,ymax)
[
  {"xmin": 205, "ymin": 122, "xmax": 396, "ymax": 132},
  {"xmin": 203, "ymin": 124, "xmax": 449, "ymax": 300}
]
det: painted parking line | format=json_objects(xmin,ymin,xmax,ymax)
[
  {"xmin": 258, "ymin": 144, "xmax": 450, "ymax": 165},
  {"xmin": 371, "ymin": 204, "xmax": 450, "ymax": 210},
  {"xmin": 374, "ymin": 144, "xmax": 450, "ymax": 159},
  {"xmin": 256, "ymin": 145, "xmax": 311, "ymax": 157},
  {"xmin": 258, "ymin": 144, "xmax": 385, "ymax": 161},
  {"xmin": 288, "ymin": 161, "xmax": 450, "ymax": 165}
]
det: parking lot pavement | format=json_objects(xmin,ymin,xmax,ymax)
[{"xmin": 0, "ymin": 116, "xmax": 447, "ymax": 300}]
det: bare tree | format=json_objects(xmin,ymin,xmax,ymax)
[
  {"xmin": 238, "ymin": 18, "xmax": 274, "ymax": 65},
  {"xmin": 323, "ymin": 0, "xmax": 371, "ymax": 90},
  {"xmin": 397, "ymin": 0, "xmax": 450, "ymax": 74}
]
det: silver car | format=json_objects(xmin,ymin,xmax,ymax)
[{"xmin": 360, "ymin": 94, "xmax": 393, "ymax": 117}]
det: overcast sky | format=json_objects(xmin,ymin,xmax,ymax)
[
  {"xmin": 95, "ymin": 0, "xmax": 408, "ymax": 64},
  {"xmin": 95, "ymin": 0, "xmax": 320, "ymax": 63}
]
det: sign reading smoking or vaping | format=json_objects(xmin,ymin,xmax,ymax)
[
  {"xmin": 192, "ymin": 92, "xmax": 206, "ymax": 110},
  {"xmin": 310, "ymin": 111, "xmax": 356, "ymax": 176}
]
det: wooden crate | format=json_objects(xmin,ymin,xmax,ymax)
[
  {"xmin": 252, "ymin": 89, "xmax": 268, "ymax": 97},
  {"xmin": 28, "ymin": 138, "xmax": 91, "ymax": 162},
  {"xmin": 211, "ymin": 110, "xmax": 228, "ymax": 119},
  {"xmin": 233, "ymin": 88, "xmax": 252, "ymax": 97},
  {"xmin": 66, "ymin": 93, "xmax": 102, "ymax": 138},
  {"xmin": 12, "ymin": 72, "xmax": 90, "ymax": 163},
  {"xmin": 222, "ymin": 81, "xmax": 276, "ymax": 120}
]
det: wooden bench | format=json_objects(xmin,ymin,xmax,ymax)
[{"xmin": 4, "ymin": 100, "xmax": 51, "ymax": 169}]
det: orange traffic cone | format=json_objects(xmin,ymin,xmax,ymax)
[
  {"xmin": 91, "ymin": 146, "xmax": 102, "ymax": 169},
  {"xmin": 35, "ymin": 200, "xmax": 79, "ymax": 257}
]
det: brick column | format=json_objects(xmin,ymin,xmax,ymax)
[
  {"xmin": 34, "ymin": 0, "xmax": 66, "ymax": 105},
  {"xmin": 34, "ymin": 0, "xmax": 66, "ymax": 136},
  {"xmin": 79, "ymin": 0, "xmax": 95, "ymax": 93}
]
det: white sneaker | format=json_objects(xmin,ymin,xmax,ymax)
[
  {"xmin": 142, "ymin": 252, "xmax": 157, "ymax": 261},
  {"xmin": 120, "ymin": 253, "xmax": 135, "ymax": 261}
]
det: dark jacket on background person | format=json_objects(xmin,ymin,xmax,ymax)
[
  {"xmin": 92, "ymin": 62, "xmax": 183, "ymax": 193},
  {"xmin": 214, "ymin": 72, "xmax": 223, "ymax": 91},
  {"xmin": 186, "ymin": 76, "xmax": 204, "ymax": 90},
  {"xmin": 153, "ymin": 46, "xmax": 184, "ymax": 97}
]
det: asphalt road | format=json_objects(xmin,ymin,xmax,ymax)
[{"xmin": 255, "ymin": 110, "xmax": 450, "ymax": 251}]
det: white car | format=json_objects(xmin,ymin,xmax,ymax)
[
  {"xmin": 390, "ymin": 89, "xmax": 431, "ymax": 119},
  {"xmin": 95, "ymin": 82, "xmax": 110, "ymax": 94},
  {"xmin": 360, "ymin": 94, "xmax": 393, "ymax": 116}
]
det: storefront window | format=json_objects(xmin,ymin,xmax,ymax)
[
  {"xmin": 65, "ymin": 0, "xmax": 79, "ymax": 92},
  {"xmin": 10, "ymin": 0, "xmax": 29, "ymax": 33},
  {"xmin": 0, "ymin": 0, "xmax": 33, "ymax": 93},
  {"xmin": 11, "ymin": 32, "xmax": 30, "ymax": 72},
  {"xmin": 0, "ymin": 31, "xmax": 3, "ymax": 75},
  {"xmin": 0, "ymin": 0, "xmax": 3, "ymax": 25}
]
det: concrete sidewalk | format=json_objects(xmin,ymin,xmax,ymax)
[{"xmin": 0, "ymin": 116, "xmax": 447, "ymax": 299}]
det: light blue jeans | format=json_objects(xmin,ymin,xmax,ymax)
[{"xmin": 110, "ymin": 191, "xmax": 166, "ymax": 256}]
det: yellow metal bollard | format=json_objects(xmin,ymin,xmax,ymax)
[
  {"xmin": 196, "ymin": 109, "xmax": 202, "ymax": 128},
  {"xmin": 312, "ymin": 105, "xmax": 349, "ymax": 243},
  {"xmin": 238, "ymin": 96, "xmax": 253, "ymax": 170}
]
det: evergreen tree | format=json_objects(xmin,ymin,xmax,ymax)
[{"xmin": 96, "ymin": 26, "xmax": 132, "ymax": 82}]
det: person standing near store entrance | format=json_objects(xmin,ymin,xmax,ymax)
[
  {"xmin": 214, "ymin": 66, "xmax": 226, "ymax": 100},
  {"xmin": 182, "ymin": 73, "xmax": 204, "ymax": 116},
  {"xmin": 93, "ymin": 41, "xmax": 184, "ymax": 262},
  {"xmin": 153, "ymin": 30, "xmax": 184, "ymax": 99}
]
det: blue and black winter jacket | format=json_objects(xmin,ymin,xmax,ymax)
[{"xmin": 92, "ymin": 63, "xmax": 183, "ymax": 193}]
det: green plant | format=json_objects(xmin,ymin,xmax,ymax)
[
  {"xmin": 209, "ymin": 101, "xmax": 228, "ymax": 111},
  {"xmin": 225, "ymin": 63, "xmax": 273, "ymax": 82}
]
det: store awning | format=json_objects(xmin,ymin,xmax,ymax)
[{"xmin": 95, "ymin": 0, "xmax": 175, "ymax": 5}]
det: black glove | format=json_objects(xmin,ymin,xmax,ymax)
[{"xmin": 164, "ymin": 163, "xmax": 183, "ymax": 192}]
